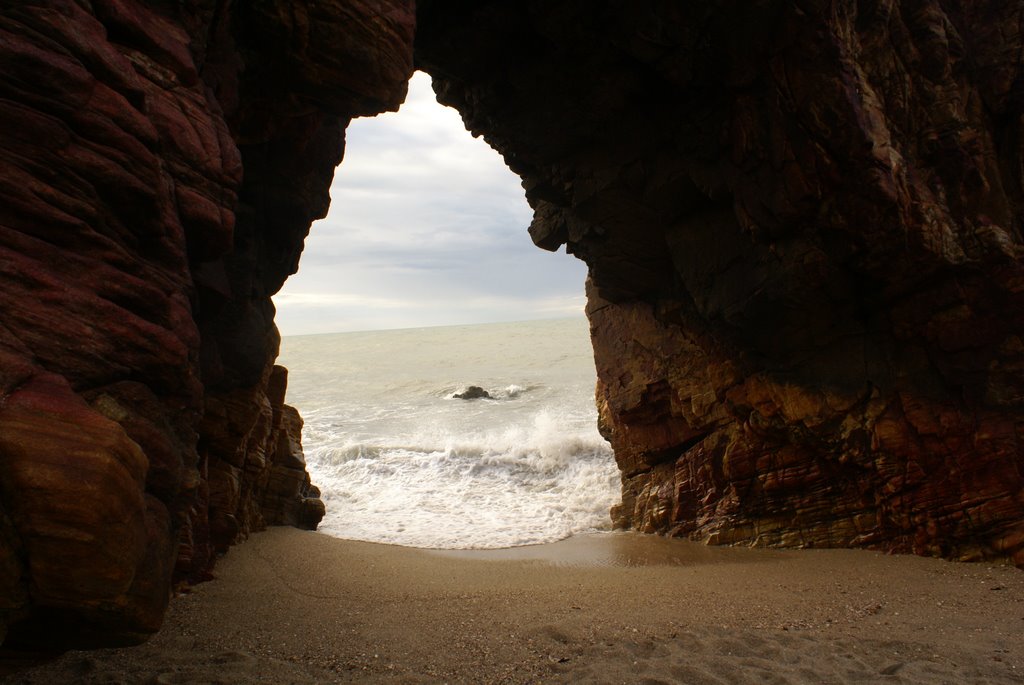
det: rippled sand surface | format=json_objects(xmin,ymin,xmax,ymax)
[{"xmin": 8, "ymin": 528, "xmax": 1023, "ymax": 684}]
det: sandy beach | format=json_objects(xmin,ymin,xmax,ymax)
[{"xmin": 6, "ymin": 528, "xmax": 1022, "ymax": 684}]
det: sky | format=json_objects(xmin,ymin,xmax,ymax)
[{"xmin": 272, "ymin": 71, "xmax": 589, "ymax": 336}]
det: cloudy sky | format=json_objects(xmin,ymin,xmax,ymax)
[{"xmin": 272, "ymin": 71, "xmax": 588, "ymax": 336}]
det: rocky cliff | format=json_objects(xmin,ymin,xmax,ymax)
[
  {"xmin": 417, "ymin": 0, "xmax": 1024, "ymax": 564},
  {"xmin": 0, "ymin": 0, "xmax": 1022, "ymax": 654},
  {"xmin": 0, "ymin": 0, "xmax": 413, "ymax": 649}
]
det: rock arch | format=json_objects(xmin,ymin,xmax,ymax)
[{"xmin": 0, "ymin": 0, "xmax": 1021, "ymax": 649}]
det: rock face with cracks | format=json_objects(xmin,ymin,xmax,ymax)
[
  {"xmin": 0, "ymin": 0, "xmax": 413, "ymax": 649},
  {"xmin": 0, "ymin": 0, "xmax": 1022, "ymax": 652}
]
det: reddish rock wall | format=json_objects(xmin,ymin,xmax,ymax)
[
  {"xmin": 417, "ymin": 0, "xmax": 1024, "ymax": 565},
  {"xmin": 0, "ymin": 0, "xmax": 413, "ymax": 649}
]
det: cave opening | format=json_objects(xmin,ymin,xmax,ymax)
[
  {"xmin": 273, "ymin": 71, "xmax": 620, "ymax": 549},
  {"xmin": 273, "ymin": 71, "xmax": 587, "ymax": 335}
]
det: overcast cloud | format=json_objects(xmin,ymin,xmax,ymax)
[{"xmin": 272, "ymin": 71, "xmax": 588, "ymax": 336}]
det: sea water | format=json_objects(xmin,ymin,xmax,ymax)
[{"xmin": 276, "ymin": 317, "xmax": 621, "ymax": 549}]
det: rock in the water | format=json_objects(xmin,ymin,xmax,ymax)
[{"xmin": 453, "ymin": 386, "xmax": 491, "ymax": 400}]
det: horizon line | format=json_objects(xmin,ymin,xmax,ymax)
[{"xmin": 278, "ymin": 312, "xmax": 588, "ymax": 340}]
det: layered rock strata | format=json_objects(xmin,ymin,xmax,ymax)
[
  {"xmin": 0, "ymin": 0, "xmax": 413, "ymax": 649},
  {"xmin": 417, "ymin": 0, "xmax": 1024, "ymax": 565}
]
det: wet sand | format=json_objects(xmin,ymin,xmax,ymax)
[{"xmin": 6, "ymin": 527, "xmax": 1023, "ymax": 684}]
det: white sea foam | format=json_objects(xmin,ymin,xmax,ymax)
[
  {"xmin": 502, "ymin": 383, "xmax": 525, "ymax": 398},
  {"xmin": 306, "ymin": 413, "xmax": 617, "ymax": 548},
  {"xmin": 278, "ymin": 318, "xmax": 621, "ymax": 549}
]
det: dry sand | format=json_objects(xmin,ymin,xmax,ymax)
[{"xmin": 5, "ymin": 527, "xmax": 1023, "ymax": 684}]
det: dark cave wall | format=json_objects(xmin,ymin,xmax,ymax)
[{"xmin": 416, "ymin": 0, "xmax": 1024, "ymax": 563}]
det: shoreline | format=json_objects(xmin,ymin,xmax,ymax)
[
  {"xmin": 7, "ymin": 528, "xmax": 1023, "ymax": 683},
  {"xmin": 425, "ymin": 529, "xmax": 789, "ymax": 566}
]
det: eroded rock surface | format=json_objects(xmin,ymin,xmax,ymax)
[
  {"xmin": 453, "ymin": 386, "xmax": 492, "ymax": 400},
  {"xmin": 0, "ymin": 0, "xmax": 413, "ymax": 648},
  {"xmin": 417, "ymin": 0, "xmax": 1024, "ymax": 565}
]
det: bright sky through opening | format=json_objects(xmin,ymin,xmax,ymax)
[{"xmin": 272, "ymin": 71, "xmax": 588, "ymax": 336}]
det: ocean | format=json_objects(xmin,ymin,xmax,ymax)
[{"xmin": 276, "ymin": 317, "xmax": 621, "ymax": 549}]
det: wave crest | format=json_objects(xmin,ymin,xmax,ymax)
[{"xmin": 304, "ymin": 410, "xmax": 620, "ymax": 549}]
